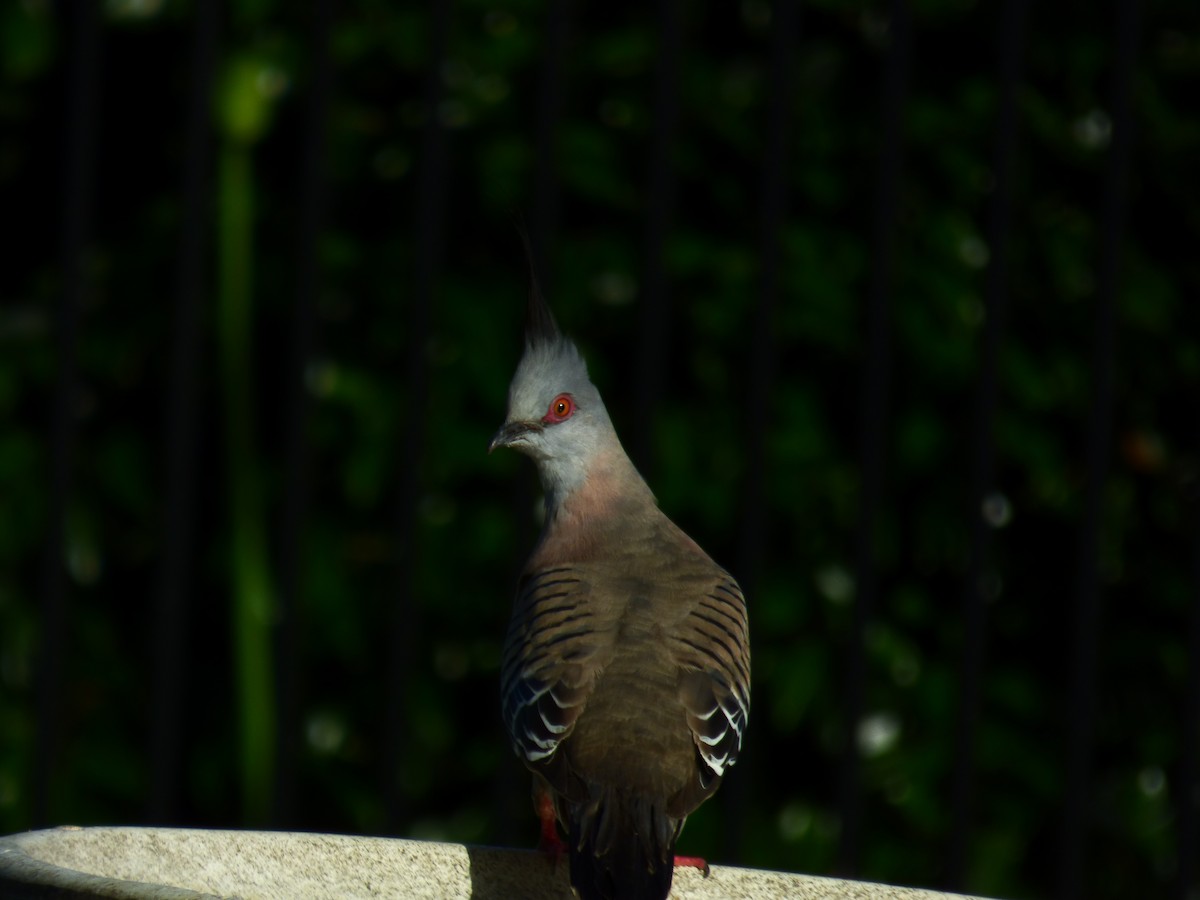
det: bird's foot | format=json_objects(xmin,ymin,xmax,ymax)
[
  {"xmin": 538, "ymin": 823, "xmax": 567, "ymax": 866},
  {"xmin": 674, "ymin": 854, "xmax": 711, "ymax": 877},
  {"xmin": 536, "ymin": 790, "xmax": 567, "ymax": 867}
]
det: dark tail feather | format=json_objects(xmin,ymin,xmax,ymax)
[{"xmin": 568, "ymin": 787, "xmax": 679, "ymax": 900}]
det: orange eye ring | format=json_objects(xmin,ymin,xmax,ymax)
[{"xmin": 544, "ymin": 393, "xmax": 575, "ymax": 423}]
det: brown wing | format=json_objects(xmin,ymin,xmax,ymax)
[
  {"xmin": 500, "ymin": 565, "xmax": 611, "ymax": 767},
  {"xmin": 670, "ymin": 569, "xmax": 751, "ymax": 812}
]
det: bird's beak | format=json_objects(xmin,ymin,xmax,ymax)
[{"xmin": 488, "ymin": 420, "xmax": 541, "ymax": 454}]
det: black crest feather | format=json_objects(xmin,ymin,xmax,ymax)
[{"xmin": 517, "ymin": 226, "xmax": 560, "ymax": 346}]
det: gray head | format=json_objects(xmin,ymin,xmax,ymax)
[{"xmin": 488, "ymin": 279, "xmax": 622, "ymax": 503}]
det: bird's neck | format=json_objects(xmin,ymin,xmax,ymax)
[{"xmin": 538, "ymin": 444, "xmax": 655, "ymax": 533}]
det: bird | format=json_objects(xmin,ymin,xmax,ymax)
[{"xmin": 488, "ymin": 271, "xmax": 750, "ymax": 900}]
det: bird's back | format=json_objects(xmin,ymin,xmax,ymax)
[{"xmin": 501, "ymin": 497, "xmax": 750, "ymax": 899}]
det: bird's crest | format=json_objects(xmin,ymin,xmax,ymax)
[{"xmin": 518, "ymin": 228, "xmax": 560, "ymax": 347}]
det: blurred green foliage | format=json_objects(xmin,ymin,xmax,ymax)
[{"xmin": 1, "ymin": 1, "xmax": 1199, "ymax": 899}]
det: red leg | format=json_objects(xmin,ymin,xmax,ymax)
[
  {"xmin": 674, "ymin": 854, "xmax": 711, "ymax": 877},
  {"xmin": 535, "ymin": 784, "xmax": 567, "ymax": 865}
]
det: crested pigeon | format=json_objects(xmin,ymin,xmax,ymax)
[{"xmin": 489, "ymin": 279, "xmax": 751, "ymax": 900}]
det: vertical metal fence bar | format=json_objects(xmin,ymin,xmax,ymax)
[
  {"xmin": 273, "ymin": 0, "xmax": 335, "ymax": 828},
  {"xmin": 630, "ymin": 0, "xmax": 682, "ymax": 477},
  {"xmin": 730, "ymin": 0, "xmax": 800, "ymax": 865},
  {"xmin": 384, "ymin": 0, "xmax": 451, "ymax": 832},
  {"xmin": 148, "ymin": 0, "xmax": 219, "ymax": 825},
  {"xmin": 528, "ymin": 0, "xmax": 570, "ymax": 292},
  {"xmin": 945, "ymin": 0, "xmax": 1028, "ymax": 886},
  {"xmin": 1057, "ymin": 1, "xmax": 1140, "ymax": 896},
  {"xmin": 837, "ymin": 0, "xmax": 911, "ymax": 876},
  {"xmin": 1179, "ymin": 497, "xmax": 1200, "ymax": 900},
  {"xmin": 34, "ymin": 0, "xmax": 101, "ymax": 828}
]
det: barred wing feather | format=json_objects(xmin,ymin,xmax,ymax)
[
  {"xmin": 675, "ymin": 574, "xmax": 750, "ymax": 789},
  {"xmin": 501, "ymin": 567, "xmax": 606, "ymax": 763}
]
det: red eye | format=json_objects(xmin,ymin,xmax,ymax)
[{"xmin": 544, "ymin": 393, "xmax": 575, "ymax": 423}]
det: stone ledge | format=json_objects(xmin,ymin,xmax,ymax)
[{"xmin": 0, "ymin": 826, "xmax": 992, "ymax": 899}]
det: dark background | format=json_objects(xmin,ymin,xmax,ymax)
[{"xmin": 2, "ymin": 1, "xmax": 1198, "ymax": 899}]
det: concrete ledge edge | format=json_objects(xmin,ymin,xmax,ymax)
[{"xmin": 0, "ymin": 826, "xmax": 995, "ymax": 900}]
